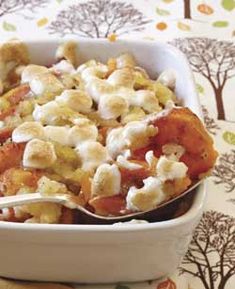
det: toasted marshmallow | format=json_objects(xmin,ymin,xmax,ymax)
[
  {"xmin": 55, "ymin": 41, "xmax": 77, "ymax": 66},
  {"xmin": 44, "ymin": 126, "xmax": 70, "ymax": 146},
  {"xmin": 156, "ymin": 155, "xmax": 188, "ymax": 181},
  {"xmin": 91, "ymin": 164, "xmax": 121, "ymax": 197},
  {"xmin": 56, "ymin": 89, "xmax": 92, "ymax": 113},
  {"xmin": 81, "ymin": 65, "xmax": 108, "ymax": 82},
  {"xmin": 106, "ymin": 121, "xmax": 157, "ymax": 158},
  {"xmin": 29, "ymin": 73, "xmax": 64, "ymax": 96},
  {"xmin": 76, "ymin": 141, "xmax": 111, "ymax": 172},
  {"xmin": 51, "ymin": 60, "xmax": 75, "ymax": 75},
  {"xmin": 23, "ymin": 139, "xmax": 57, "ymax": 169},
  {"xmin": 12, "ymin": 121, "xmax": 46, "ymax": 143},
  {"xmin": 98, "ymin": 94, "xmax": 128, "ymax": 119},
  {"xmin": 134, "ymin": 90, "xmax": 161, "ymax": 113},
  {"xmin": 33, "ymin": 102, "xmax": 59, "ymax": 124},
  {"xmin": 85, "ymin": 78, "xmax": 114, "ymax": 102},
  {"xmin": 157, "ymin": 69, "xmax": 176, "ymax": 90},
  {"xmin": 116, "ymin": 155, "xmax": 142, "ymax": 170},
  {"xmin": 123, "ymin": 121, "xmax": 157, "ymax": 149},
  {"xmin": 33, "ymin": 102, "xmax": 80, "ymax": 126},
  {"xmin": 76, "ymin": 60, "xmax": 97, "ymax": 73},
  {"xmin": 126, "ymin": 177, "xmax": 165, "ymax": 211},
  {"xmin": 106, "ymin": 127, "xmax": 126, "ymax": 159},
  {"xmin": 107, "ymin": 68, "xmax": 134, "ymax": 88},
  {"xmin": 21, "ymin": 65, "xmax": 49, "ymax": 84},
  {"xmin": 68, "ymin": 122, "xmax": 98, "ymax": 146},
  {"xmin": 116, "ymin": 53, "xmax": 136, "ymax": 69},
  {"xmin": 43, "ymin": 118, "xmax": 97, "ymax": 147}
]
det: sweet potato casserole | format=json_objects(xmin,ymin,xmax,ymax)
[{"xmin": 0, "ymin": 40, "xmax": 218, "ymax": 224}]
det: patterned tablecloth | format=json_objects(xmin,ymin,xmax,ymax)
[{"xmin": 0, "ymin": 0, "xmax": 235, "ymax": 288}]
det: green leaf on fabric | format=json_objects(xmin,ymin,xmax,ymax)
[
  {"xmin": 212, "ymin": 21, "xmax": 229, "ymax": 27},
  {"xmin": 56, "ymin": 0, "xmax": 63, "ymax": 3},
  {"xmin": 115, "ymin": 285, "xmax": 131, "ymax": 289},
  {"xmin": 221, "ymin": 0, "xmax": 235, "ymax": 11},
  {"xmin": 156, "ymin": 7, "xmax": 171, "ymax": 16},
  {"xmin": 177, "ymin": 21, "xmax": 191, "ymax": 31},
  {"xmin": 2, "ymin": 21, "xmax": 16, "ymax": 31},
  {"xmin": 223, "ymin": 131, "xmax": 235, "ymax": 145},
  {"xmin": 196, "ymin": 83, "xmax": 204, "ymax": 94}
]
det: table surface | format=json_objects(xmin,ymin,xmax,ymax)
[{"xmin": 0, "ymin": 1, "xmax": 235, "ymax": 289}]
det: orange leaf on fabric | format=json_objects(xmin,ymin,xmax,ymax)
[
  {"xmin": 156, "ymin": 22, "xmax": 168, "ymax": 30},
  {"xmin": 107, "ymin": 33, "xmax": 117, "ymax": 42},
  {"xmin": 157, "ymin": 278, "xmax": 177, "ymax": 289},
  {"xmin": 162, "ymin": 0, "xmax": 174, "ymax": 3},
  {"xmin": 177, "ymin": 21, "xmax": 191, "ymax": 31},
  {"xmin": 197, "ymin": 4, "xmax": 214, "ymax": 15},
  {"xmin": 37, "ymin": 17, "xmax": 48, "ymax": 27}
]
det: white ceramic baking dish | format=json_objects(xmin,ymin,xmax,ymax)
[{"xmin": 0, "ymin": 39, "xmax": 205, "ymax": 283}]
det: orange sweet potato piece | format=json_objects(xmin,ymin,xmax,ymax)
[
  {"xmin": 89, "ymin": 195, "xmax": 126, "ymax": 216},
  {"xmin": 152, "ymin": 108, "xmax": 218, "ymax": 178},
  {"xmin": 0, "ymin": 142, "xmax": 25, "ymax": 174},
  {"xmin": 3, "ymin": 84, "xmax": 30, "ymax": 105},
  {"xmin": 0, "ymin": 127, "xmax": 13, "ymax": 143}
]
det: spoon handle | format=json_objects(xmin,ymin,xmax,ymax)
[{"xmin": 0, "ymin": 193, "xmax": 66, "ymax": 209}]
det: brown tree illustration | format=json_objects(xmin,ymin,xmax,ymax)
[
  {"xmin": 184, "ymin": 0, "xmax": 191, "ymax": 19},
  {"xmin": 171, "ymin": 38, "xmax": 235, "ymax": 121},
  {"xmin": 0, "ymin": 0, "xmax": 48, "ymax": 16},
  {"xmin": 201, "ymin": 105, "xmax": 220, "ymax": 135},
  {"xmin": 179, "ymin": 210, "xmax": 235, "ymax": 289},
  {"xmin": 49, "ymin": 0, "xmax": 151, "ymax": 38},
  {"xmin": 213, "ymin": 150, "xmax": 235, "ymax": 192}
]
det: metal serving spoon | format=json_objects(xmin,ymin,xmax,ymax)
[{"xmin": 0, "ymin": 179, "xmax": 203, "ymax": 224}]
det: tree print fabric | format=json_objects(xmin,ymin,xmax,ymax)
[
  {"xmin": 0, "ymin": 1, "xmax": 234, "ymax": 289},
  {"xmin": 171, "ymin": 38, "xmax": 235, "ymax": 121},
  {"xmin": 179, "ymin": 211, "xmax": 235, "ymax": 289},
  {"xmin": 49, "ymin": 0, "xmax": 151, "ymax": 38}
]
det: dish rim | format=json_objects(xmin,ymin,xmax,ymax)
[{"xmin": 0, "ymin": 38, "xmax": 204, "ymax": 231}]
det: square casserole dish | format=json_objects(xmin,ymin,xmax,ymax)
[{"xmin": 0, "ymin": 39, "xmax": 205, "ymax": 283}]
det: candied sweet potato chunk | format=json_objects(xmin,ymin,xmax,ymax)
[
  {"xmin": 0, "ymin": 142, "xmax": 25, "ymax": 174},
  {"xmin": 151, "ymin": 108, "xmax": 218, "ymax": 178},
  {"xmin": 89, "ymin": 195, "xmax": 126, "ymax": 216}
]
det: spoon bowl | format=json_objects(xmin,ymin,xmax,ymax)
[{"xmin": 0, "ymin": 179, "xmax": 204, "ymax": 224}]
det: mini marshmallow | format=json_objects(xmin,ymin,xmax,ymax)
[
  {"xmin": 12, "ymin": 121, "xmax": 45, "ymax": 143},
  {"xmin": 23, "ymin": 139, "xmax": 57, "ymax": 169}
]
